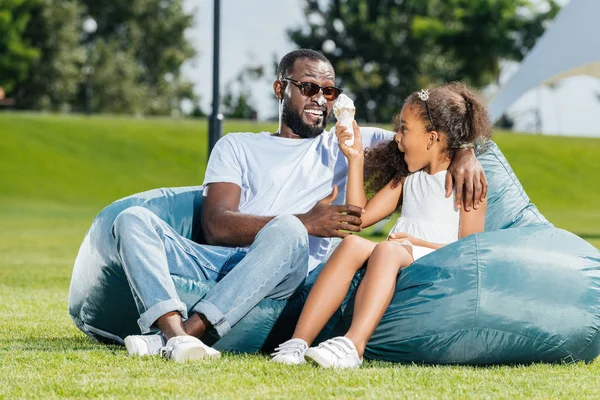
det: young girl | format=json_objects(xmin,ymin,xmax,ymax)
[{"xmin": 272, "ymin": 82, "xmax": 492, "ymax": 368}]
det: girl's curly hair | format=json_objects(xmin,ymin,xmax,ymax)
[
  {"xmin": 364, "ymin": 139, "xmax": 408, "ymax": 198},
  {"xmin": 363, "ymin": 82, "xmax": 492, "ymax": 205}
]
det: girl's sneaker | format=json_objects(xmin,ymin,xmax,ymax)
[
  {"xmin": 304, "ymin": 336, "xmax": 363, "ymax": 369},
  {"xmin": 159, "ymin": 336, "xmax": 221, "ymax": 363},
  {"xmin": 271, "ymin": 338, "xmax": 309, "ymax": 365}
]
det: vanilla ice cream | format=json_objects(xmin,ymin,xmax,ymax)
[{"xmin": 333, "ymin": 94, "xmax": 356, "ymax": 146}]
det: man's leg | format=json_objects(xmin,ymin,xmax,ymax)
[
  {"xmin": 113, "ymin": 209, "xmax": 308, "ymax": 354},
  {"xmin": 113, "ymin": 206, "xmax": 244, "ymax": 360},
  {"xmin": 112, "ymin": 206, "xmax": 229, "ymax": 333},
  {"xmin": 186, "ymin": 214, "xmax": 310, "ymax": 338}
]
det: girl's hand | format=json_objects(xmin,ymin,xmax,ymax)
[
  {"xmin": 389, "ymin": 232, "xmax": 444, "ymax": 251},
  {"xmin": 388, "ymin": 232, "xmax": 417, "ymax": 245},
  {"xmin": 335, "ymin": 120, "xmax": 364, "ymax": 161}
]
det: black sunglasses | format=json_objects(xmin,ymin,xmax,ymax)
[{"xmin": 281, "ymin": 78, "xmax": 343, "ymax": 101}]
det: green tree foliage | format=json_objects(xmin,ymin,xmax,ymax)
[
  {"xmin": 6, "ymin": 0, "xmax": 196, "ymax": 114},
  {"xmin": 0, "ymin": 0, "xmax": 40, "ymax": 93},
  {"xmin": 413, "ymin": 0, "xmax": 561, "ymax": 87},
  {"xmin": 222, "ymin": 65, "xmax": 264, "ymax": 119},
  {"xmin": 189, "ymin": 101, "xmax": 206, "ymax": 118},
  {"xmin": 14, "ymin": 0, "xmax": 85, "ymax": 111},
  {"xmin": 87, "ymin": 39, "xmax": 147, "ymax": 115},
  {"xmin": 81, "ymin": 0, "xmax": 196, "ymax": 115},
  {"xmin": 289, "ymin": 0, "xmax": 560, "ymax": 122}
]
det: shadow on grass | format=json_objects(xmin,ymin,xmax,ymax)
[
  {"xmin": 1, "ymin": 335, "xmax": 122, "ymax": 352},
  {"xmin": 575, "ymin": 233, "xmax": 600, "ymax": 240}
]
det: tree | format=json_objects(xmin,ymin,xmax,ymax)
[
  {"xmin": 289, "ymin": 0, "xmax": 560, "ymax": 122},
  {"xmin": 10, "ymin": 0, "xmax": 196, "ymax": 114},
  {"xmin": 412, "ymin": 0, "xmax": 561, "ymax": 87},
  {"xmin": 189, "ymin": 102, "xmax": 206, "ymax": 118},
  {"xmin": 0, "ymin": 0, "xmax": 40, "ymax": 94},
  {"xmin": 87, "ymin": 39, "xmax": 148, "ymax": 115},
  {"xmin": 222, "ymin": 65, "xmax": 264, "ymax": 119},
  {"xmin": 289, "ymin": 0, "xmax": 428, "ymax": 122},
  {"xmin": 80, "ymin": 0, "xmax": 197, "ymax": 115},
  {"xmin": 13, "ymin": 0, "xmax": 87, "ymax": 111}
]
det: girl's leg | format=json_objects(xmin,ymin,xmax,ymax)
[
  {"xmin": 293, "ymin": 235, "xmax": 377, "ymax": 345},
  {"xmin": 345, "ymin": 241, "xmax": 413, "ymax": 357}
]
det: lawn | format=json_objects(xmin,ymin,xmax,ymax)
[{"xmin": 1, "ymin": 112, "xmax": 599, "ymax": 398}]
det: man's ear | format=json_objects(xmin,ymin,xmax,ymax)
[{"xmin": 273, "ymin": 80, "xmax": 284, "ymax": 100}]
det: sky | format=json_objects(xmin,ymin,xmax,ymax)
[{"xmin": 182, "ymin": 0, "xmax": 600, "ymax": 137}]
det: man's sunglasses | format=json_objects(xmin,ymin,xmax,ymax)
[{"xmin": 281, "ymin": 78, "xmax": 343, "ymax": 101}]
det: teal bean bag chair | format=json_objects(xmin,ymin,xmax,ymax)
[
  {"xmin": 68, "ymin": 186, "xmax": 288, "ymax": 352},
  {"xmin": 68, "ymin": 142, "xmax": 600, "ymax": 364}
]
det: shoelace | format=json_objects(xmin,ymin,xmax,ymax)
[
  {"xmin": 271, "ymin": 340, "xmax": 307, "ymax": 357},
  {"xmin": 318, "ymin": 338, "xmax": 353, "ymax": 359},
  {"xmin": 159, "ymin": 345, "xmax": 173, "ymax": 359}
]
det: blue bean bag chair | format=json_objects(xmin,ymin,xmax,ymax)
[{"xmin": 68, "ymin": 142, "xmax": 600, "ymax": 364}]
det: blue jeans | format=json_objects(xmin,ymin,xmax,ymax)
[{"xmin": 111, "ymin": 206, "xmax": 309, "ymax": 337}]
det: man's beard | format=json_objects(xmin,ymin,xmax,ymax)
[{"xmin": 281, "ymin": 97, "xmax": 330, "ymax": 139}]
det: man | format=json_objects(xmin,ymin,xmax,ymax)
[{"xmin": 72, "ymin": 49, "xmax": 486, "ymax": 362}]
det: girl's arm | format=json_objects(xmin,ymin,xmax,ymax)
[
  {"xmin": 389, "ymin": 198, "xmax": 487, "ymax": 250},
  {"xmin": 458, "ymin": 197, "xmax": 487, "ymax": 238},
  {"xmin": 336, "ymin": 121, "xmax": 368, "ymax": 208},
  {"xmin": 360, "ymin": 178, "xmax": 403, "ymax": 228},
  {"xmin": 336, "ymin": 121, "xmax": 403, "ymax": 228},
  {"xmin": 345, "ymin": 149, "xmax": 367, "ymax": 208}
]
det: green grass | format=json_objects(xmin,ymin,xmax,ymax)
[
  {"xmin": 493, "ymin": 132, "xmax": 600, "ymax": 244},
  {"xmin": 1, "ymin": 112, "xmax": 599, "ymax": 398}
]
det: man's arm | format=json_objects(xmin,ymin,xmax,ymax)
[
  {"xmin": 201, "ymin": 183, "xmax": 271, "ymax": 246},
  {"xmin": 201, "ymin": 183, "xmax": 364, "ymax": 247},
  {"xmin": 445, "ymin": 147, "xmax": 488, "ymax": 212}
]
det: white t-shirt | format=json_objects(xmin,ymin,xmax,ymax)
[{"xmin": 202, "ymin": 126, "xmax": 394, "ymax": 272}]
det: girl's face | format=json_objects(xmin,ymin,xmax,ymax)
[{"xmin": 394, "ymin": 104, "xmax": 433, "ymax": 172}]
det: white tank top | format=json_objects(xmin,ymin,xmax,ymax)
[{"xmin": 388, "ymin": 170, "xmax": 460, "ymax": 260}]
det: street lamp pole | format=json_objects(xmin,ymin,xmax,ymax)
[
  {"xmin": 82, "ymin": 17, "xmax": 97, "ymax": 116},
  {"xmin": 208, "ymin": 0, "xmax": 222, "ymax": 154},
  {"xmin": 85, "ymin": 52, "xmax": 93, "ymax": 116}
]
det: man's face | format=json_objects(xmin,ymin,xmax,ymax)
[{"xmin": 279, "ymin": 59, "xmax": 336, "ymax": 138}]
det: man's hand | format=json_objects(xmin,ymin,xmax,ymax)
[
  {"xmin": 298, "ymin": 185, "xmax": 363, "ymax": 238},
  {"xmin": 445, "ymin": 148, "xmax": 487, "ymax": 211}
]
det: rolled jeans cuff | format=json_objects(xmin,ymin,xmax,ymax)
[
  {"xmin": 138, "ymin": 299, "xmax": 188, "ymax": 334},
  {"xmin": 192, "ymin": 299, "xmax": 231, "ymax": 338}
]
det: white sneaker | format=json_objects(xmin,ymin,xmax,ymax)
[
  {"xmin": 304, "ymin": 336, "xmax": 363, "ymax": 369},
  {"xmin": 159, "ymin": 336, "xmax": 221, "ymax": 363},
  {"xmin": 124, "ymin": 334, "xmax": 165, "ymax": 356},
  {"xmin": 271, "ymin": 338, "xmax": 309, "ymax": 365}
]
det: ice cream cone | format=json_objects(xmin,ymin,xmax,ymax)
[{"xmin": 333, "ymin": 94, "xmax": 356, "ymax": 146}]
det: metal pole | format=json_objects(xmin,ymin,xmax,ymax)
[
  {"xmin": 82, "ymin": 17, "xmax": 97, "ymax": 116},
  {"xmin": 85, "ymin": 45, "xmax": 93, "ymax": 116},
  {"xmin": 208, "ymin": 0, "xmax": 222, "ymax": 154}
]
